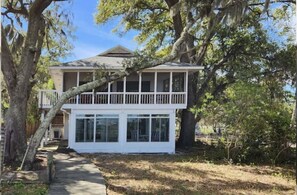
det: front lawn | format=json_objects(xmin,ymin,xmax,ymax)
[{"xmin": 86, "ymin": 153, "xmax": 295, "ymax": 195}]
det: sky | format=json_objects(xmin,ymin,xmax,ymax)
[{"xmin": 61, "ymin": 0, "xmax": 138, "ymax": 62}]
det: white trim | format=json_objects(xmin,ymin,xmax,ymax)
[
  {"xmin": 185, "ymin": 71, "xmax": 188, "ymax": 106},
  {"xmin": 76, "ymin": 72, "xmax": 79, "ymax": 104},
  {"xmin": 154, "ymin": 72, "xmax": 157, "ymax": 104},
  {"xmin": 169, "ymin": 71, "xmax": 172, "ymax": 104},
  {"xmin": 123, "ymin": 77, "xmax": 126, "ymax": 104},
  {"xmin": 138, "ymin": 72, "xmax": 142, "ymax": 104},
  {"xmin": 108, "ymin": 72, "xmax": 111, "ymax": 104},
  {"xmin": 92, "ymin": 72, "xmax": 95, "ymax": 104}
]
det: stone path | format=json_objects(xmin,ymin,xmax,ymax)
[{"xmin": 48, "ymin": 152, "xmax": 106, "ymax": 195}]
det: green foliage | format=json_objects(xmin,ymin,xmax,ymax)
[
  {"xmin": 0, "ymin": 182, "xmax": 48, "ymax": 195},
  {"xmin": 2, "ymin": 1, "xmax": 74, "ymax": 125},
  {"xmin": 96, "ymin": 0, "xmax": 172, "ymax": 53},
  {"xmin": 201, "ymin": 81, "xmax": 295, "ymax": 164}
]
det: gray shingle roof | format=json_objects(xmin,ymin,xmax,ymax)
[{"xmin": 52, "ymin": 45, "xmax": 203, "ymax": 70}]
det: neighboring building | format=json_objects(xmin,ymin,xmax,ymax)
[{"xmin": 39, "ymin": 46, "xmax": 203, "ymax": 153}]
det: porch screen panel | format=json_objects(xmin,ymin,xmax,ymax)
[
  {"xmin": 172, "ymin": 72, "xmax": 185, "ymax": 92},
  {"xmin": 63, "ymin": 72, "xmax": 77, "ymax": 91},
  {"xmin": 75, "ymin": 116, "xmax": 94, "ymax": 142},
  {"xmin": 157, "ymin": 73, "xmax": 170, "ymax": 92}
]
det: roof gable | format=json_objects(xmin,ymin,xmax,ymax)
[{"xmin": 98, "ymin": 45, "xmax": 134, "ymax": 57}]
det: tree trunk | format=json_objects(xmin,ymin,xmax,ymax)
[
  {"xmin": 4, "ymin": 94, "xmax": 28, "ymax": 163},
  {"xmin": 164, "ymin": 0, "xmax": 198, "ymax": 147},
  {"xmin": 178, "ymin": 73, "xmax": 197, "ymax": 147}
]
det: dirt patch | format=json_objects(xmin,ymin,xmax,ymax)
[
  {"xmin": 85, "ymin": 154, "xmax": 295, "ymax": 195},
  {"xmin": 31, "ymin": 154, "xmax": 48, "ymax": 171}
]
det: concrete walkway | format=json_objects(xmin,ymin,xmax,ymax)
[{"xmin": 48, "ymin": 152, "xmax": 106, "ymax": 195}]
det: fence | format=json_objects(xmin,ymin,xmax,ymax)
[{"xmin": 26, "ymin": 122, "xmax": 40, "ymax": 138}]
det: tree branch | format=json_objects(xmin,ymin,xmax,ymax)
[
  {"xmin": 1, "ymin": 0, "xmax": 29, "ymax": 17},
  {"xmin": 29, "ymin": 0, "xmax": 52, "ymax": 16}
]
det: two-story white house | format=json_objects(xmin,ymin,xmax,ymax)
[{"xmin": 39, "ymin": 46, "xmax": 203, "ymax": 153}]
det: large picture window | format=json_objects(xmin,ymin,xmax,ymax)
[
  {"xmin": 96, "ymin": 115, "xmax": 119, "ymax": 142},
  {"xmin": 127, "ymin": 114, "xmax": 170, "ymax": 142},
  {"xmin": 75, "ymin": 114, "xmax": 119, "ymax": 143}
]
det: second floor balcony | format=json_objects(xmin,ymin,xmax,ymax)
[
  {"xmin": 39, "ymin": 71, "xmax": 189, "ymax": 109},
  {"xmin": 39, "ymin": 90, "xmax": 187, "ymax": 108}
]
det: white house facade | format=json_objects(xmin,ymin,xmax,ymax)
[{"xmin": 39, "ymin": 46, "xmax": 203, "ymax": 153}]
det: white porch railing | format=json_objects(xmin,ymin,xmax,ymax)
[{"xmin": 38, "ymin": 90, "xmax": 187, "ymax": 108}]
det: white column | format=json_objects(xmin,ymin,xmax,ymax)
[
  {"xmin": 138, "ymin": 72, "xmax": 142, "ymax": 104},
  {"xmin": 123, "ymin": 77, "xmax": 126, "ymax": 104},
  {"xmin": 154, "ymin": 72, "xmax": 157, "ymax": 104},
  {"xmin": 120, "ymin": 113, "xmax": 127, "ymax": 153},
  {"xmin": 38, "ymin": 90, "xmax": 41, "ymax": 108},
  {"xmin": 185, "ymin": 71, "xmax": 188, "ymax": 105},
  {"xmin": 108, "ymin": 72, "xmax": 111, "ymax": 104},
  {"xmin": 76, "ymin": 72, "xmax": 80, "ymax": 104},
  {"xmin": 68, "ymin": 113, "xmax": 75, "ymax": 148},
  {"xmin": 61, "ymin": 72, "xmax": 64, "ymax": 92},
  {"xmin": 169, "ymin": 71, "xmax": 173, "ymax": 104},
  {"xmin": 92, "ymin": 72, "xmax": 95, "ymax": 104},
  {"xmin": 170, "ymin": 110, "xmax": 176, "ymax": 154}
]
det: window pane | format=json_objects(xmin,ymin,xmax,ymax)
[
  {"xmin": 76, "ymin": 119, "xmax": 84, "ymax": 142},
  {"xmin": 128, "ymin": 114, "xmax": 150, "ymax": 118},
  {"xmin": 76, "ymin": 118, "xmax": 94, "ymax": 142},
  {"xmin": 139, "ymin": 118, "xmax": 149, "ymax": 142},
  {"xmin": 76, "ymin": 114, "xmax": 94, "ymax": 118},
  {"xmin": 96, "ymin": 114, "xmax": 118, "ymax": 118},
  {"xmin": 96, "ymin": 118, "xmax": 106, "ymax": 142},
  {"xmin": 151, "ymin": 118, "xmax": 160, "ymax": 142},
  {"xmin": 96, "ymin": 117, "xmax": 119, "ymax": 142},
  {"xmin": 127, "ymin": 118, "xmax": 138, "ymax": 142},
  {"xmin": 160, "ymin": 118, "xmax": 169, "ymax": 141},
  {"xmin": 107, "ymin": 118, "xmax": 118, "ymax": 142},
  {"xmin": 127, "ymin": 118, "xmax": 149, "ymax": 142},
  {"xmin": 151, "ymin": 118, "xmax": 169, "ymax": 142},
  {"xmin": 152, "ymin": 114, "xmax": 169, "ymax": 118}
]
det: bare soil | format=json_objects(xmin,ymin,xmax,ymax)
[{"xmin": 85, "ymin": 153, "xmax": 295, "ymax": 195}]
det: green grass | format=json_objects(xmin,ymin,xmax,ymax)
[{"xmin": 0, "ymin": 182, "xmax": 48, "ymax": 195}]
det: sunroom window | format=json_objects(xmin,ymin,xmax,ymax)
[
  {"xmin": 76, "ymin": 114, "xmax": 94, "ymax": 142},
  {"xmin": 151, "ymin": 115, "xmax": 169, "ymax": 142},
  {"xmin": 75, "ymin": 114, "xmax": 119, "ymax": 143},
  {"xmin": 96, "ymin": 115, "xmax": 119, "ymax": 142},
  {"xmin": 127, "ymin": 114, "xmax": 170, "ymax": 142},
  {"xmin": 127, "ymin": 114, "xmax": 150, "ymax": 142}
]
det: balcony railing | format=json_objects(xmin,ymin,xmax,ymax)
[{"xmin": 38, "ymin": 90, "xmax": 187, "ymax": 108}]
